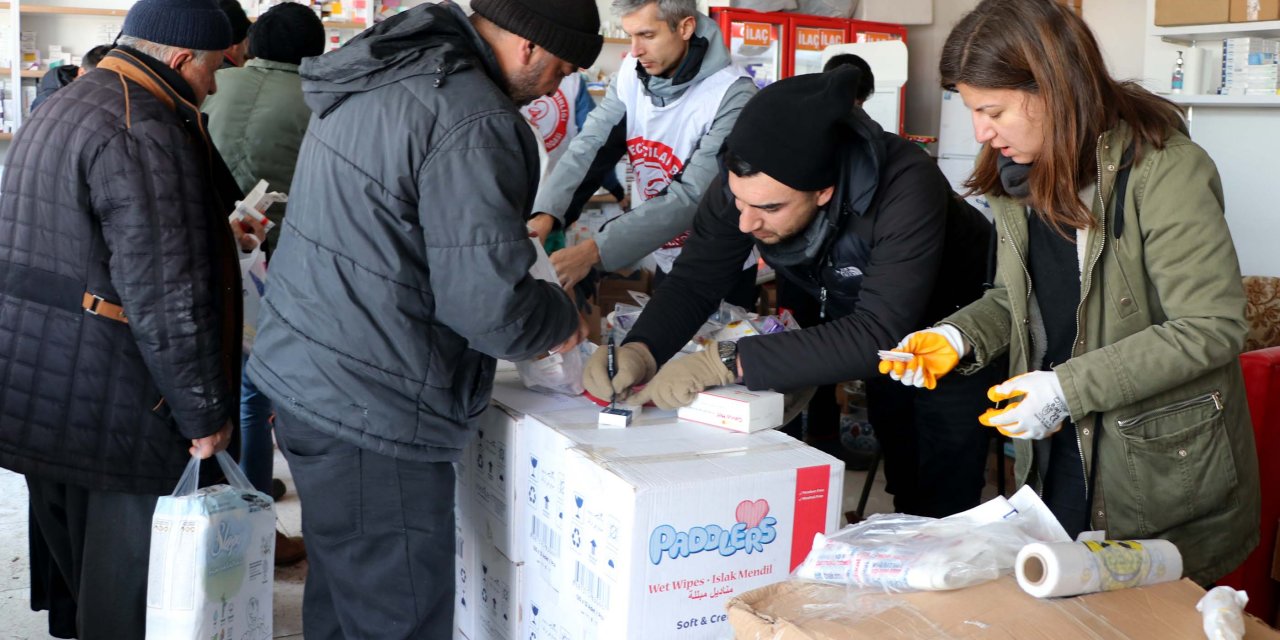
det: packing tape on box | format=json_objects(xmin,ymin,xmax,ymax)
[
  {"xmin": 1015, "ymin": 540, "xmax": 1182, "ymax": 598},
  {"xmin": 575, "ymin": 441, "xmax": 802, "ymax": 468}
]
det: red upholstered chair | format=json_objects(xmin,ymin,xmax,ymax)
[{"xmin": 1218, "ymin": 276, "xmax": 1280, "ymax": 621}]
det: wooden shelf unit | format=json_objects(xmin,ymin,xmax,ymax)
[{"xmin": 19, "ymin": 5, "xmax": 128, "ymax": 17}]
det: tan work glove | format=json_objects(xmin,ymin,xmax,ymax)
[
  {"xmin": 582, "ymin": 341, "xmax": 657, "ymax": 402},
  {"xmin": 631, "ymin": 348, "xmax": 736, "ymax": 410}
]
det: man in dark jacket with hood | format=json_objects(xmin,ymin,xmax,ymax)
[
  {"xmin": 246, "ymin": 0, "xmax": 598, "ymax": 636},
  {"xmin": 585, "ymin": 68, "xmax": 1001, "ymax": 519},
  {"xmin": 0, "ymin": 0, "xmax": 243, "ymax": 637}
]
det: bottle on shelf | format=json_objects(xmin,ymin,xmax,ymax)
[{"xmin": 1171, "ymin": 50, "xmax": 1185, "ymax": 94}]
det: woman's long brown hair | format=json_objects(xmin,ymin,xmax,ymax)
[{"xmin": 939, "ymin": 0, "xmax": 1185, "ymax": 234}]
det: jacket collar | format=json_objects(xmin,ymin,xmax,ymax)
[
  {"xmin": 246, "ymin": 58, "xmax": 301, "ymax": 74},
  {"xmin": 98, "ymin": 46, "xmax": 200, "ymax": 111}
]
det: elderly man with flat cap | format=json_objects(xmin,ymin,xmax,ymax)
[
  {"xmin": 585, "ymin": 67, "xmax": 1002, "ymax": 521},
  {"xmin": 247, "ymin": 0, "xmax": 599, "ymax": 636}
]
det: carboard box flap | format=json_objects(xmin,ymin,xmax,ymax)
[{"xmin": 726, "ymin": 577, "xmax": 1280, "ymax": 639}]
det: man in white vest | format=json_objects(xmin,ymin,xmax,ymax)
[
  {"xmin": 528, "ymin": 0, "xmax": 757, "ymax": 302},
  {"xmin": 521, "ymin": 71, "xmax": 625, "ymax": 200}
]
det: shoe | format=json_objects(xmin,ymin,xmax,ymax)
[
  {"xmin": 270, "ymin": 478, "xmax": 287, "ymax": 501},
  {"xmin": 275, "ymin": 531, "xmax": 306, "ymax": 566}
]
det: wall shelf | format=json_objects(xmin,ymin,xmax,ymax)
[
  {"xmin": 1168, "ymin": 94, "xmax": 1280, "ymax": 107},
  {"xmin": 603, "ymin": 37, "xmax": 629, "ymax": 45},
  {"xmin": 322, "ymin": 19, "xmax": 366, "ymax": 30},
  {"xmin": 20, "ymin": 69, "xmax": 46, "ymax": 78},
  {"xmin": 19, "ymin": 5, "xmax": 128, "ymax": 17},
  {"xmin": 1153, "ymin": 19, "xmax": 1280, "ymax": 43},
  {"xmin": 0, "ymin": 132, "xmax": 12, "ymax": 141}
]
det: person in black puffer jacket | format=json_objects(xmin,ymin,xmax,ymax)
[
  {"xmin": 245, "ymin": 0, "xmax": 599, "ymax": 636},
  {"xmin": 0, "ymin": 1, "xmax": 245, "ymax": 637}
]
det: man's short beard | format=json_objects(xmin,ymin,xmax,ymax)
[{"xmin": 506, "ymin": 57, "xmax": 553, "ymax": 106}]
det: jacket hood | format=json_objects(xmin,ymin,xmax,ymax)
[
  {"xmin": 300, "ymin": 2, "xmax": 495, "ymax": 119},
  {"xmin": 639, "ymin": 13, "xmax": 733, "ymax": 104}
]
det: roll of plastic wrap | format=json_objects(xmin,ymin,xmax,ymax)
[{"xmin": 1015, "ymin": 540, "xmax": 1182, "ymax": 598}]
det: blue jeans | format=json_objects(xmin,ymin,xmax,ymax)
[{"xmin": 240, "ymin": 353, "xmax": 275, "ymax": 494}]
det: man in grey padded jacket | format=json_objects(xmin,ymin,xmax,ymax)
[
  {"xmin": 246, "ymin": 1, "xmax": 597, "ymax": 636},
  {"xmin": 528, "ymin": 0, "xmax": 757, "ymax": 301}
]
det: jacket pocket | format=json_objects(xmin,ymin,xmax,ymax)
[{"xmin": 1111, "ymin": 391, "xmax": 1237, "ymax": 535}]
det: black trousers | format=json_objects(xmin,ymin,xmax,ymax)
[
  {"xmin": 26, "ymin": 477, "xmax": 159, "ymax": 640},
  {"xmin": 866, "ymin": 363, "xmax": 1002, "ymax": 518},
  {"xmin": 274, "ymin": 409, "xmax": 456, "ymax": 640}
]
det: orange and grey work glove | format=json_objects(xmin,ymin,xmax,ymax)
[
  {"xmin": 978, "ymin": 371, "xmax": 1069, "ymax": 440},
  {"xmin": 630, "ymin": 347, "xmax": 736, "ymax": 410},
  {"xmin": 877, "ymin": 325, "xmax": 967, "ymax": 390},
  {"xmin": 583, "ymin": 342, "xmax": 656, "ymax": 402}
]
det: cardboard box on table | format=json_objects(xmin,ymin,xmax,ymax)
[
  {"xmin": 726, "ymin": 576, "xmax": 1280, "ymax": 639},
  {"xmin": 456, "ymin": 374, "xmax": 844, "ymax": 640}
]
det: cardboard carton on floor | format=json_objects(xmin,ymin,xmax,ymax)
[
  {"xmin": 1155, "ymin": 0, "xmax": 1230, "ymax": 25},
  {"xmin": 727, "ymin": 576, "xmax": 1280, "ymax": 639}
]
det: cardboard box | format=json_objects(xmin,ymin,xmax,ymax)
[
  {"xmin": 1155, "ymin": 0, "xmax": 1230, "ymax": 25},
  {"xmin": 454, "ymin": 467, "xmax": 479, "ymax": 640},
  {"xmin": 853, "ymin": 0, "xmax": 932, "ymax": 25},
  {"xmin": 727, "ymin": 576, "xmax": 1280, "ymax": 639},
  {"xmin": 595, "ymin": 269, "xmax": 652, "ymax": 318},
  {"xmin": 459, "ymin": 376, "xmax": 844, "ymax": 640},
  {"xmin": 556, "ymin": 431, "xmax": 842, "ymax": 638},
  {"xmin": 1232, "ymin": 0, "xmax": 1280, "ymax": 21},
  {"xmin": 677, "ymin": 385, "xmax": 785, "ymax": 433}
]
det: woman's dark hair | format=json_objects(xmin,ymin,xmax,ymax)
[{"xmin": 940, "ymin": 0, "xmax": 1184, "ymax": 233}]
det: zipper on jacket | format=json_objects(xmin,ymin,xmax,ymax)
[
  {"xmin": 819, "ymin": 287, "xmax": 827, "ymax": 319},
  {"xmin": 1116, "ymin": 391, "xmax": 1223, "ymax": 428},
  {"xmin": 998, "ymin": 214, "xmax": 1033, "ymax": 350},
  {"xmin": 1068, "ymin": 135, "xmax": 1110, "ymax": 505}
]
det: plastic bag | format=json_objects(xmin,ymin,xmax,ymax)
[
  {"xmin": 515, "ymin": 342, "xmax": 594, "ymax": 396},
  {"xmin": 240, "ymin": 246, "xmax": 268, "ymax": 353},
  {"xmin": 793, "ymin": 486, "xmax": 1070, "ymax": 593},
  {"xmin": 1198, "ymin": 586, "xmax": 1248, "ymax": 640},
  {"xmin": 730, "ymin": 0, "xmax": 798, "ymax": 11},
  {"xmin": 794, "ymin": 0, "xmax": 858, "ymax": 18},
  {"xmin": 515, "ymin": 238, "xmax": 593, "ymax": 395},
  {"xmin": 146, "ymin": 452, "xmax": 275, "ymax": 640}
]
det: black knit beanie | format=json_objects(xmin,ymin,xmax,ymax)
[
  {"xmin": 249, "ymin": 2, "xmax": 325, "ymax": 66},
  {"xmin": 219, "ymin": 0, "xmax": 252, "ymax": 44},
  {"xmin": 122, "ymin": 0, "xmax": 232, "ymax": 51},
  {"xmin": 471, "ymin": 0, "xmax": 603, "ymax": 70},
  {"xmin": 726, "ymin": 66, "xmax": 862, "ymax": 191}
]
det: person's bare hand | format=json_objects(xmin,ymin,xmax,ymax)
[
  {"xmin": 190, "ymin": 420, "xmax": 233, "ymax": 459},
  {"xmin": 528, "ymin": 213, "xmax": 556, "ymax": 243},
  {"xmin": 552, "ymin": 312, "xmax": 590, "ymax": 354},
  {"xmin": 231, "ymin": 214, "xmax": 267, "ymax": 252}
]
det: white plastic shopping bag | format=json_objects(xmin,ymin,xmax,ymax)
[
  {"xmin": 145, "ymin": 452, "xmax": 275, "ymax": 640},
  {"xmin": 240, "ymin": 246, "xmax": 268, "ymax": 353}
]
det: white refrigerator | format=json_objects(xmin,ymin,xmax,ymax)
[{"xmin": 936, "ymin": 90, "xmax": 993, "ymax": 220}]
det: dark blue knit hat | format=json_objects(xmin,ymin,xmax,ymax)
[{"xmin": 122, "ymin": 0, "xmax": 233, "ymax": 51}]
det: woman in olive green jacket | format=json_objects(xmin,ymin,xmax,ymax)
[{"xmin": 878, "ymin": 0, "xmax": 1259, "ymax": 584}]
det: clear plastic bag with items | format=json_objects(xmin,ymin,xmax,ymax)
[
  {"xmin": 792, "ymin": 486, "xmax": 1071, "ymax": 594},
  {"xmin": 605, "ymin": 296, "xmax": 800, "ymax": 353},
  {"xmin": 515, "ymin": 342, "xmax": 595, "ymax": 396}
]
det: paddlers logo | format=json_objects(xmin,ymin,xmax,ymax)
[
  {"xmin": 648, "ymin": 499, "xmax": 777, "ymax": 565},
  {"xmin": 524, "ymin": 89, "xmax": 571, "ymax": 153}
]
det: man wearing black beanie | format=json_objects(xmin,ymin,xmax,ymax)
[
  {"xmin": 219, "ymin": 0, "xmax": 252, "ymax": 67},
  {"xmin": 587, "ymin": 67, "xmax": 1005, "ymax": 519},
  {"xmin": 245, "ymin": 1, "xmax": 599, "ymax": 637}
]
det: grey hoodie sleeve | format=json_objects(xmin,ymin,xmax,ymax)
[
  {"xmin": 532, "ymin": 78, "xmax": 628, "ymax": 224},
  {"xmin": 421, "ymin": 112, "xmax": 578, "ymax": 361},
  {"xmin": 594, "ymin": 77, "xmax": 756, "ymax": 271}
]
